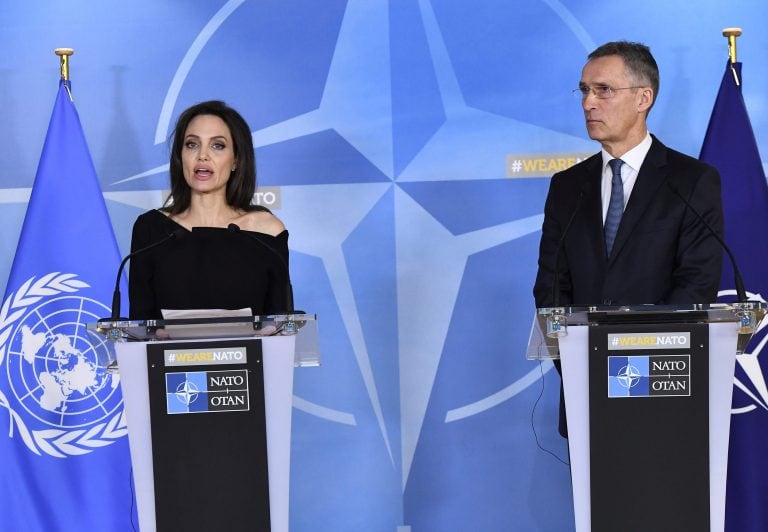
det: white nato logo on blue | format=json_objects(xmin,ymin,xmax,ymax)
[
  {"xmin": 617, "ymin": 364, "xmax": 642, "ymax": 389},
  {"xmin": 166, "ymin": 372, "xmax": 208, "ymax": 414},
  {"xmin": 175, "ymin": 380, "xmax": 200, "ymax": 406},
  {"xmin": 608, "ymin": 356, "xmax": 650, "ymax": 397}
]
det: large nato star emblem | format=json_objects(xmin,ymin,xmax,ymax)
[
  {"xmin": 175, "ymin": 380, "xmax": 200, "ymax": 406},
  {"xmin": 723, "ymin": 290, "xmax": 768, "ymax": 414},
  {"xmin": 617, "ymin": 365, "xmax": 641, "ymax": 389},
  {"xmin": 103, "ymin": 0, "xmax": 594, "ymax": 493}
]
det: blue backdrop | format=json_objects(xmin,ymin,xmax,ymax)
[{"xmin": 1, "ymin": 1, "xmax": 767, "ymax": 530}]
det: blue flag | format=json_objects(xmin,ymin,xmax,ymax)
[
  {"xmin": 700, "ymin": 61, "xmax": 768, "ymax": 532},
  {"xmin": 0, "ymin": 80, "xmax": 134, "ymax": 531}
]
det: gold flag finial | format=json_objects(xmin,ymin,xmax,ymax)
[
  {"xmin": 54, "ymin": 48, "xmax": 74, "ymax": 81},
  {"xmin": 722, "ymin": 28, "xmax": 742, "ymax": 63}
]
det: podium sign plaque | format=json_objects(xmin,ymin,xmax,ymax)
[
  {"xmin": 589, "ymin": 322, "xmax": 710, "ymax": 532},
  {"xmin": 147, "ymin": 339, "xmax": 270, "ymax": 531}
]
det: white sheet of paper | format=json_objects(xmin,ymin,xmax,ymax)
[{"xmin": 159, "ymin": 308, "xmax": 255, "ymax": 338}]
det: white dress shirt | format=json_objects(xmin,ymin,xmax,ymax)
[{"xmin": 600, "ymin": 132, "xmax": 653, "ymax": 223}]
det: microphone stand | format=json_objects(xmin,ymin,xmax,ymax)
[{"xmin": 667, "ymin": 182, "xmax": 757, "ymax": 333}]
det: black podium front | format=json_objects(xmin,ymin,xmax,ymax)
[
  {"xmin": 146, "ymin": 338, "xmax": 270, "ymax": 531},
  {"xmin": 527, "ymin": 304, "xmax": 765, "ymax": 532}
]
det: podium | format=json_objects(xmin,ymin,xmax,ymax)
[
  {"xmin": 89, "ymin": 314, "xmax": 319, "ymax": 532},
  {"xmin": 527, "ymin": 303, "xmax": 766, "ymax": 532}
]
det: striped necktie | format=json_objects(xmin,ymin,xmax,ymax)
[{"xmin": 604, "ymin": 158, "xmax": 624, "ymax": 256}]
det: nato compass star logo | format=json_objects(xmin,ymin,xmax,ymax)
[
  {"xmin": 719, "ymin": 289, "xmax": 768, "ymax": 416},
  {"xmin": 617, "ymin": 364, "xmax": 642, "ymax": 389},
  {"xmin": 166, "ymin": 371, "xmax": 211, "ymax": 414},
  {"xmin": 99, "ymin": 0, "xmax": 598, "ymax": 517},
  {"xmin": 175, "ymin": 380, "xmax": 200, "ymax": 406},
  {"xmin": 608, "ymin": 356, "xmax": 651, "ymax": 398}
]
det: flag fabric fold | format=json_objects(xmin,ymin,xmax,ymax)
[
  {"xmin": 0, "ymin": 80, "xmax": 134, "ymax": 531},
  {"xmin": 700, "ymin": 60, "xmax": 768, "ymax": 532}
]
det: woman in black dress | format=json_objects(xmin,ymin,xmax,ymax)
[{"xmin": 128, "ymin": 101, "xmax": 290, "ymax": 319}]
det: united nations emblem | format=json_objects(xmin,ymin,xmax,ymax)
[{"xmin": 0, "ymin": 273, "xmax": 126, "ymax": 457}]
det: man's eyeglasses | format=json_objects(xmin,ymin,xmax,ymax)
[{"xmin": 573, "ymin": 84, "xmax": 644, "ymax": 99}]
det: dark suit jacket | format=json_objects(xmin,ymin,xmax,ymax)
[
  {"xmin": 534, "ymin": 135, "xmax": 723, "ymax": 308},
  {"xmin": 533, "ymin": 136, "xmax": 724, "ymax": 437}
]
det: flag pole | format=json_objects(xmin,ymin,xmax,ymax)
[
  {"xmin": 54, "ymin": 48, "xmax": 74, "ymax": 81},
  {"xmin": 54, "ymin": 48, "xmax": 75, "ymax": 100},
  {"xmin": 722, "ymin": 28, "xmax": 742, "ymax": 86}
]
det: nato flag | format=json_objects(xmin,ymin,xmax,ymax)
[
  {"xmin": 700, "ymin": 61, "xmax": 768, "ymax": 532},
  {"xmin": 0, "ymin": 80, "xmax": 134, "ymax": 530}
]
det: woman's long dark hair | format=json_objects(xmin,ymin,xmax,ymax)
[{"xmin": 163, "ymin": 100, "xmax": 262, "ymax": 214}]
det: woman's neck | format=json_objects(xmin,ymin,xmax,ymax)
[{"xmin": 173, "ymin": 194, "xmax": 244, "ymax": 228}]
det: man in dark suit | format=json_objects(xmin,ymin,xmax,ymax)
[{"xmin": 533, "ymin": 41, "xmax": 723, "ymax": 437}]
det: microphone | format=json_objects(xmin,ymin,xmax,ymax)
[
  {"xmin": 552, "ymin": 181, "xmax": 590, "ymax": 307},
  {"xmin": 104, "ymin": 229, "xmax": 185, "ymax": 321},
  {"xmin": 667, "ymin": 182, "xmax": 747, "ymax": 302},
  {"xmin": 227, "ymin": 223, "xmax": 294, "ymax": 313}
]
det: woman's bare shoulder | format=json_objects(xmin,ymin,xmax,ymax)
[{"xmin": 236, "ymin": 209, "xmax": 286, "ymax": 236}]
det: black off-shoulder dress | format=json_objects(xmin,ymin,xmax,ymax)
[{"xmin": 128, "ymin": 209, "xmax": 289, "ymax": 320}]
